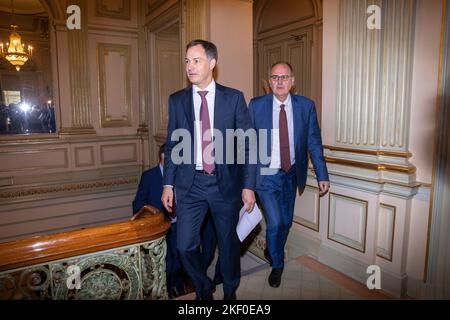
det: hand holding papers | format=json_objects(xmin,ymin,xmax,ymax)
[{"xmin": 236, "ymin": 203, "xmax": 263, "ymax": 242}]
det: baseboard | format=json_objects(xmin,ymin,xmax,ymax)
[
  {"xmin": 287, "ymin": 228, "xmax": 408, "ymax": 298},
  {"xmin": 407, "ymin": 276, "xmax": 427, "ymax": 299},
  {"xmin": 318, "ymin": 243, "xmax": 407, "ymax": 298}
]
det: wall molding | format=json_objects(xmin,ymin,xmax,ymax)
[
  {"xmin": 0, "ymin": 148, "xmax": 69, "ymax": 173},
  {"xmin": 97, "ymin": 43, "xmax": 132, "ymax": 128},
  {"xmin": 377, "ymin": 203, "xmax": 396, "ymax": 262},
  {"xmin": 74, "ymin": 146, "xmax": 96, "ymax": 168},
  {"xmin": 0, "ymin": 176, "xmax": 138, "ymax": 203},
  {"xmin": 324, "ymin": 145, "xmax": 412, "ymax": 158},
  {"xmin": 95, "ymin": 0, "xmax": 131, "ymax": 20},
  {"xmin": 321, "ymin": 171, "xmax": 429, "ymax": 200},
  {"xmin": 100, "ymin": 143, "xmax": 137, "ymax": 165},
  {"xmin": 294, "ymin": 185, "xmax": 320, "ymax": 232},
  {"xmin": 325, "ymin": 156, "xmax": 416, "ymax": 174},
  {"xmin": 328, "ymin": 192, "xmax": 368, "ymax": 253}
]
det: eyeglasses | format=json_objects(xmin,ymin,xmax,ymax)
[{"xmin": 269, "ymin": 75, "xmax": 291, "ymax": 82}]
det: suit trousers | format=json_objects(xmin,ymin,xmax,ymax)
[
  {"xmin": 166, "ymin": 221, "xmax": 185, "ymax": 298},
  {"xmin": 176, "ymin": 172, "xmax": 241, "ymax": 299},
  {"xmin": 201, "ymin": 214, "xmax": 221, "ymax": 278},
  {"xmin": 257, "ymin": 165, "xmax": 297, "ymax": 269}
]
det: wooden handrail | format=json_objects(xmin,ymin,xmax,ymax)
[{"xmin": 0, "ymin": 205, "xmax": 171, "ymax": 272}]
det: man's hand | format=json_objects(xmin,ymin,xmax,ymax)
[
  {"xmin": 162, "ymin": 187, "xmax": 174, "ymax": 212},
  {"xmin": 318, "ymin": 181, "xmax": 330, "ymax": 197},
  {"xmin": 242, "ymin": 188, "xmax": 256, "ymax": 213}
]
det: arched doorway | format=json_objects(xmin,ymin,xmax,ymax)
[{"xmin": 254, "ymin": 0, "xmax": 323, "ymax": 120}]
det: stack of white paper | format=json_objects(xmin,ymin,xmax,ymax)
[{"xmin": 236, "ymin": 203, "xmax": 263, "ymax": 242}]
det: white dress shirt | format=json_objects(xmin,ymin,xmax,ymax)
[
  {"xmin": 270, "ymin": 94, "xmax": 296, "ymax": 169},
  {"xmin": 193, "ymin": 80, "xmax": 216, "ymax": 170}
]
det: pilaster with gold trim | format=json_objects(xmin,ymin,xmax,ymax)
[
  {"xmin": 183, "ymin": 0, "xmax": 209, "ymax": 46},
  {"xmin": 328, "ymin": 0, "xmax": 417, "ymax": 184},
  {"xmin": 137, "ymin": 0, "xmax": 149, "ymax": 135},
  {"xmin": 60, "ymin": 0, "xmax": 96, "ymax": 136}
]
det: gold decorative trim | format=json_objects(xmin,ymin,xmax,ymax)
[
  {"xmin": 74, "ymin": 146, "xmax": 96, "ymax": 168},
  {"xmin": 327, "ymin": 192, "xmax": 368, "ymax": 254},
  {"xmin": 96, "ymin": 0, "xmax": 131, "ymax": 20},
  {"xmin": 137, "ymin": 125, "xmax": 149, "ymax": 135},
  {"xmin": 0, "ymin": 177, "xmax": 138, "ymax": 200},
  {"xmin": 97, "ymin": 43, "xmax": 132, "ymax": 128},
  {"xmin": 293, "ymin": 185, "xmax": 320, "ymax": 232},
  {"xmin": 59, "ymin": 128, "xmax": 97, "ymax": 136},
  {"xmin": 324, "ymin": 145, "xmax": 412, "ymax": 158},
  {"xmin": 100, "ymin": 143, "xmax": 137, "ymax": 165},
  {"xmin": 376, "ymin": 203, "xmax": 396, "ymax": 262},
  {"xmin": 325, "ymin": 156, "xmax": 416, "ymax": 174}
]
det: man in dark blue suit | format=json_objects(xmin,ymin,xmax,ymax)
[
  {"xmin": 162, "ymin": 39, "xmax": 256, "ymax": 300},
  {"xmin": 132, "ymin": 144, "xmax": 185, "ymax": 299},
  {"xmin": 133, "ymin": 144, "xmax": 167, "ymax": 214},
  {"xmin": 134, "ymin": 144, "xmax": 222, "ymax": 298},
  {"xmin": 249, "ymin": 62, "xmax": 330, "ymax": 288}
]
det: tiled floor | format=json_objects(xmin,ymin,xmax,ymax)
[{"xmin": 179, "ymin": 252, "xmax": 393, "ymax": 300}]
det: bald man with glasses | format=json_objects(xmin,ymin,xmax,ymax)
[{"xmin": 249, "ymin": 61, "xmax": 330, "ymax": 288}]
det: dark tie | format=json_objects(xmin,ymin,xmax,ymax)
[
  {"xmin": 279, "ymin": 104, "xmax": 291, "ymax": 172},
  {"xmin": 170, "ymin": 201, "xmax": 176, "ymax": 219},
  {"xmin": 198, "ymin": 91, "xmax": 215, "ymax": 174}
]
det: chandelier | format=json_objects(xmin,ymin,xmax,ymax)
[{"xmin": 0, "ymin": 0, "xmax": 33, "ymax": 71}]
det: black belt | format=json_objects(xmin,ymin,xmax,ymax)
[
  {"xmin": 195, "ymin": 169, "xmax": 216, "ymax": 176},
  {"xmin": 279, "ymin": 163, "xmax": 296, "ymax": 174}
]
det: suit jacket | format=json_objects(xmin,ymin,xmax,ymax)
[
  {"xmin": 163, "ymin": 83, "xmax": 256, "ymax": 202},
  {"xmin": 248, "ymin": 93, "xmax": 329, "ymax": 190},
  {"xmin": 133, "ymin": 166, "xmax": 165, "ymax": 214}
]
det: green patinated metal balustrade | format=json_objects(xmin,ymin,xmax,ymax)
[{"xmin": 0, "ymin": 237, "xmax": 168, "ymax": 300}]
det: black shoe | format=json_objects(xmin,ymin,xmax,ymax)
[
  {"xmin": 213, "ymin": 274, "xmax": 223, "ymax": 285},
  {"xmin": 195, "ymin": 293, "xmax": 214, "ymax": 300},
  {"xmin": 264, "ymin": 248, "xmax": 272, "ymax": 266},
  {"xmin": 173, "ymin": 286, "xmax": 186, "ymax": 298},
  {"xmin": 223, "ymin": 292, "xmax": 236, "ymax": 300},
  {"xmin": 268, "ymin": 267, "xmax": 283, "ymax": 287}
]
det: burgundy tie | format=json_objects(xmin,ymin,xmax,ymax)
[
  {"xmin": 198, "ymin": 91, "xmax": 215, "ymax": 174},
  {"xmin": 279, "ymin": 104, "xmax": 291, "ymax": 172},
  {"xmin": 170, "ymin": 201, "xmax": 176, "ymax": 219}
]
